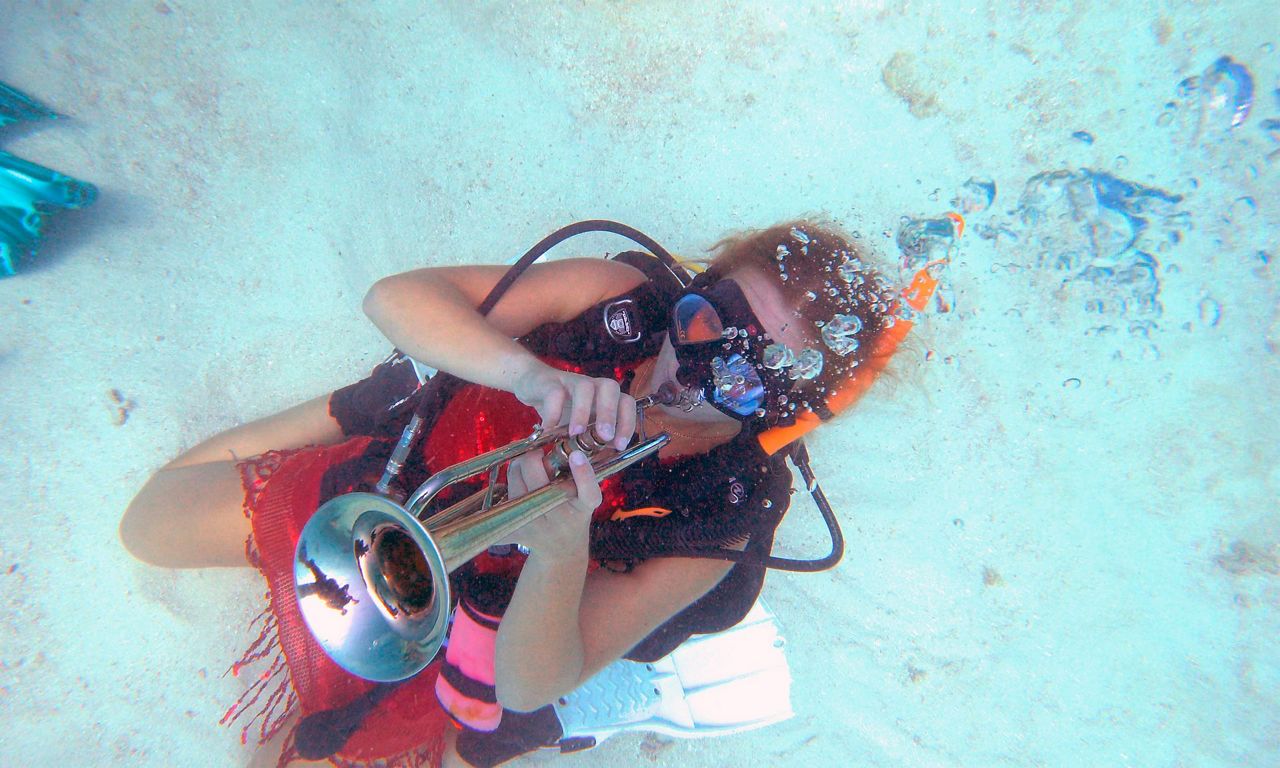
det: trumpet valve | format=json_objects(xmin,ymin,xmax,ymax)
[{"xmin": 544, "ymin": 426, "xmax": 612, "ymax": 475}]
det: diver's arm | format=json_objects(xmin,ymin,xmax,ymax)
[
  {"xmin": 363, "ymin": 258, "xmax": 645, "ymax": 393},
  {"xmin": 492, "ymin": 450, "xmax": 734, "ymax": 711},
  {"xmin": 495, "ymin": 542, "xmax": 733, "ymax": 712},
  {"xmin": 161, "ymin": 394, "xmax": 344, "ymax": 469},
  {"xmin": 364, "ymin": 257, "xmax": 646, "ymax": 441}
]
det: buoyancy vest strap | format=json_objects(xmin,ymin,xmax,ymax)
[{"xmin": 478, "ymin": 220, "xmax": 686, "ymax": 316}]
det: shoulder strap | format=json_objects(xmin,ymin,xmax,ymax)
[{"xmin": 611, "ymin": 249, "xmax": 692, "ymax": 297}]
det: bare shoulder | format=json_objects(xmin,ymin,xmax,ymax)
[
  {"xmin": 367, "ymin": 256, "xmax": 650, "ymax": 338},
  {"xmin": 516, "ymin": 257, "xmax": 648, "ymax": 299},
  {"xmin": 459, "ymin": 257, "xmax": 649, "ymax": 332}
]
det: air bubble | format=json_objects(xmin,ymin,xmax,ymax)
[
  {"xmin": 951, "ymin": 177, "xmax": 996, "ymax": 213},
  {"xmin": 822, "ymin": 314, "xmax": 862, "ymax": 356},
  {"xmin": 763, "ymin": 343, "xmax": 796, "ymax": 370},
  {"xmin": 1198, "ymin": 296, "xmax": 1221, "ymax": 326},
  {"xmin": 789, "ymin": 227, "xmax": 810, "ymax": 244},
  {"xmin": 896, "ymin": 215, "xmax": 958, "ymax": 270},
  {"xmin": 789, "ymin": 348, "xmax": 824, "ymax": 380},
  {"xmin": 1199, "ymin": 56, "xmax": 1255, "ymax": 130}
]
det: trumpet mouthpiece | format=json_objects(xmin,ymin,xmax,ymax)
[{"xmin": 654, "ymin": 382, "xmax": 681, "ymax": 405}]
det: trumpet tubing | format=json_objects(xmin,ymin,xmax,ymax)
[{"xmin": 294, "ymin": 408, "xmax": 671, "ymax": 682}]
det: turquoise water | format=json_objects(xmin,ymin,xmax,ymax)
[{"xmin": 1, "ymin": 2, "xmax": 1275, "ymax": 766}]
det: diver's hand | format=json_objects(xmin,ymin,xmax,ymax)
[
  {"xmin": 510, "ymin": 359, "xmax": 636, "ymax": 450},
  {"xmin": 499, "ymin": 448, "xmax": 601, "ymax": 559}
]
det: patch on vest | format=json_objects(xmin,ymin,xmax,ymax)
[
  {"xmin": 603, "ymin": 299, "xmax": 642, "ymax": 343},
  {"xmin": 727, "ymin": 477, "xmax": 746, "ymax": 505}
]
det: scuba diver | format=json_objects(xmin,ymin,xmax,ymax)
[{"xmin": 120, "ymin": 219, "xmax": 936, "ymax": 767}]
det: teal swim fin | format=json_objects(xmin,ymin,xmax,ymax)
[
  {"xmin": 553, "ymin": 600, "xmax": 793, "ymax": 749},
  {"xmin": 0, "ymin": 82, "xmax": 96, "ymax": 277},
  {"xmin": 0, "ymin": 82, "xmax": 59, "ymax": 127}
]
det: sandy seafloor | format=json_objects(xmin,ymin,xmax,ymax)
[{"xmin": 1, "ymin": 1, "xmax": 1277, "ymax": 766}]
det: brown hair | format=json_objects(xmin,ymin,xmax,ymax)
[{"xmin": 704, "ymin": 219, "xmax": 901, "ymax": 421}]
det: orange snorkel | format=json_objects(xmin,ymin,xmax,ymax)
[{"xmin": 755, "ymin": 215, "xmax": 956, "ymax": 456}]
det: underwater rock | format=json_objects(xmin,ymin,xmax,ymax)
[
  {"xmin": 881, "ymin": 51, "xmax": 941, "ymax": 118},
  {"xmin": 1215, "ymin": 540, "xmax": 1279, "ymax": 576},
  {"xmin": 108, "ymin": 388, "xmax": 137, "ymax": 426},
  {"xmin": 0, "ymin": 82, "xmax": 97, "ymax": 277},
  {"xmin": 1199, "ymin": 55, "xmax": 1254, "ymax": 130}
]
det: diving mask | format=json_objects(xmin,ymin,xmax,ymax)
[{"xmin": 668, "ymin": 276, "xmax": 801, "ymax": 423}]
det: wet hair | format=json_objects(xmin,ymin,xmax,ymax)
[{"xmin": 705, "ymin": 220, "xmax": 901, "ymax": 421}]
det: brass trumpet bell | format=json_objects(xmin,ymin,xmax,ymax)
[
  {"xmin": 294, "ymin": 493, "xmax": 449, "ymax": 682},
  {"xmin": 294, "ymin": 428, "xmax": 669, "ymax": 682}
]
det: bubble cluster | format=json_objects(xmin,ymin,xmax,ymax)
[
  {"xmin": 747, "ymin": 224, "xmax": 910, "ymax": 417},
  {"xmin": 1013, "ymin": 169, "xmax": 1183, "ymax": 319},
  {"xmin": 821, "ymin": 314, "xmax": 863, "ymax": 356},
  {"xmin": 895, "ymin": 215, "xmax": 958, "ymax": 271},
  {"xmin": 788, "ymin": 348, "xmax": 824, "ymax": 381},
  {"xmin": 763, "ymin": 342, "xmax": 796, "ymax": 370},
  {"xmin": 710, "ymin": 356, "xmax": 743, "ymax": 390}
]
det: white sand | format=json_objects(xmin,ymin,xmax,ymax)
[{"xmin": 1, "ymin": 2, "xmax": 1275, "ymax": 766}]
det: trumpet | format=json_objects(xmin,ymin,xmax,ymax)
[{"xmin": 293, "ymin": 388, "xmax": 684, "ymax": 682}]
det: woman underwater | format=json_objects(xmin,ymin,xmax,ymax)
[{"xmin": 120, "ymin": 220, "xmax": 928, "ymax": 767}]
